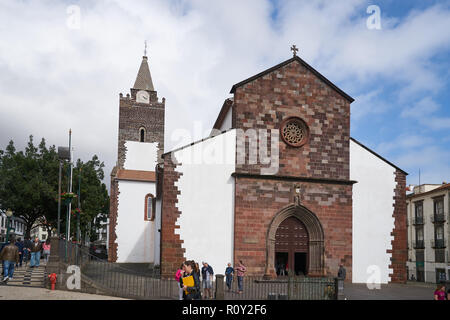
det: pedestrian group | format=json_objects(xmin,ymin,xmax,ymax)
[{"xmin": 175, "ymin": 260, "xmax": 247, "ymax": 300}]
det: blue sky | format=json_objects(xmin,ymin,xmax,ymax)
[{"xmin": 0, "ymin": 0, "xmax": 449, "ymax": 187}]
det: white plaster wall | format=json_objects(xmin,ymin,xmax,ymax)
[
  {"xmin": 173, "ymin": 130, "xmax": 236, "ymax": 273},
  {"xmin": 350, "ymin": 140, "xmax": 396, "ymax": 284},
  {"xmin": 116, "ymin": 180, "xmax": 156, "ymax": 263},
  {"xmin": 124, "ymin": 141, "xmax": 158, "ymax": 171},
  {"xmin": 219, "ymin": 108, "xmax": 232, "ymax": 131}
]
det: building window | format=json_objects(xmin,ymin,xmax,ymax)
[
  {"xmin": 280, "ymin": 117, "xmax": 309, "ymax": 148},
  {"xmin": 139, "ymin": 127, "xmax": 146, "ymax": 142},
  {"xmin": 414, "ymin": 202, "xmax": 423, "ymax": 225},
  {"xmin": 415, "ymin": 227, "xmax": 424, "ymax": 248},
  {"xmin": 433, "ymin": 198, "xmax": 445, "ymax": 223},
  {"xmin": 435, "ymin": 249, "xmax": 445, "ymax": 263},
  {"xmin": 144, "ymin": 194, "xmax": 155, "ymax": 221}
]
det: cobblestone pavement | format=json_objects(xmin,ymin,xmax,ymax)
[
  {"xmin": 0, "ymin": 285, "xmax": 128, "ymax": 300},
  {"xmin": 343, "ymin": 282, "xmax": 437, "ymax": 300}
]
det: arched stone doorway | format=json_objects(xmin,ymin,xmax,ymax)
[
  {"xmin": 275, "ymin": 217, "xmax": 309, "ymax": 276},
  {"xmin": 265, "ymin": 204, "xmax": 325, "ymax": 278}
]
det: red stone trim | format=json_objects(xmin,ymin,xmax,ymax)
[
  {"xmin": 160, "ymin": 154, "xmax": 186, "ymax": 278},
  {"xmin": 108, "ymin": 169, "xmax": 119, "ymax": 262},
  {"xmin": 116, "ymin": 169, "xmax": 156, "ymax": 182},
  {"xmin": 388, "ymin": 170, "xmax": 408, "ymax": 283}
]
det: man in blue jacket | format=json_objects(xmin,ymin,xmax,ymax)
[
  {"xmin": 201, "ymin": 262, "xmax": 214, "ymax": 299},
  {"xmin": 15, "ymin": 238, "xmax": 24, "ymax": 267}
]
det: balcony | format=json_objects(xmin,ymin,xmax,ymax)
[
  {"xmin": 412, "ymin": 217, "xmax": 424, "ymax": 225},
  {"xmin": 431, "ymin": 213, "xmax": 446, "ymax": 223},
  {"xmin": 413, "ymin": 240, "xmax": 425, "ymax": 249},
  {"xmin": 431, "ymin": 239, "xmax": 446, "ymax": 249}
]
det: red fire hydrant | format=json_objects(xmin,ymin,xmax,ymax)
[{"xmin": 48, "ymin": 273, "xmax": 57, "ymax": 290}]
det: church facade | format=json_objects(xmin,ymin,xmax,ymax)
[{"xmin": 109, "ymin": 51, "xmax": 407, "ymax": 283}]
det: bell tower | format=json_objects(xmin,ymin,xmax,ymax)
[
  {"xmin": 116, "ymin": 54, "xmax": 165, "ymax": 167},
  {"xmin": 108, "ymin": 50, "xmax": 165, "ymax": 263}
]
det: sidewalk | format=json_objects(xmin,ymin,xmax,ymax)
[
  {"xmin": 0, "ymin": 285, "xmax": 129, "ymax": 300},
  {"xmin": 343, "ymin": 282, "xmax": 435, "ymax": 300}
]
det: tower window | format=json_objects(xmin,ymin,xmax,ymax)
[
  {"xmin": 139, "ymin": 128, "xmax": 146, "ymax": 142},
  {"xmin": 144, "ymin": 194, "xmax": 155, "ymax": 221}
]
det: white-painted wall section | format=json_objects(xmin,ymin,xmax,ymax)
[
  {"xmin": 219, "ymin": 108, "xmax": 232, "ymax": 131},
  {"xmin": 350, "ymin": 140, "xmax": 396, "ymax": 284},
  {"xmin": 173, "ymin": 130, "xmax": 236, "ymax": 273},
  {"xmin": 116, "ymin": 180, "xmax": 156, "ymax": 263},
  {"xmin": 115, "ymin": 140, "xmax": 159, "ymax": 263},
  {"xmin": 124, "ymin": 141, "xmax": 158, "ymax": 171}
]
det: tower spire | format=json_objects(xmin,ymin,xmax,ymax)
[{"xmin": 133, "ymin": 49, "xmax": 154, "ymax": 91}]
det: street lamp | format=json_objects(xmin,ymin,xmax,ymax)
[
  {"xmin": 57, "ymin": 146, "xmax": 71, "ymax": 237},
  {"xmin": 5, "ymin": 209, "xmax": 13, "ymax": 243}
]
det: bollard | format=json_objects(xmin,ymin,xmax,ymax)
[
  {"xmin": 215, "ymin": 274, "xmax": 225, "ymax": 300},
  {"xmin": 334, "ymin": 277, "xmax": 345, "ymax": 300}
]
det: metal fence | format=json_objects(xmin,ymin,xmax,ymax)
[
  {"xmin": 58, "ymin": 240, "xmax": 179, "ymax": 299},
  {"xmin": 223, "ymin": 276, "xmax": 336, "ymax": 300},
  {"xmin": 57, "ymin": 240, "xmax": 336, "ymax": 300}
]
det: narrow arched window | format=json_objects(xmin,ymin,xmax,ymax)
[
  {"xmin": 144, "ymin": 193, "xmax": 155, "ymax": 221},
  {"xmin": 140, "ymin": 128, "xmax": 145, "ymax": 142}
]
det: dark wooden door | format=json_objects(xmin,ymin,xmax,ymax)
[{"xmin": 275, "ymin": 217, "xmax": 309, "ymax": 275}]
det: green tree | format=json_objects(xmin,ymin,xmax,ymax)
[{"xmin": 0, "ymin": 135, "xmax": 109, "ymax": 241}]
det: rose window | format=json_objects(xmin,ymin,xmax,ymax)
[{"xmin": 280, "ymin": 117, "xmax": 309, "ymax": 147}]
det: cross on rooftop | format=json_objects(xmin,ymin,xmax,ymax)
[{"xmin": 291, "ymin": 45, "xmax": 298, "ymax": 57}]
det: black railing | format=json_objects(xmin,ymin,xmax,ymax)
[
  {"xmin": 58, "ymin": 240, "xmax": 177, "ymax": 299},
  {"xmin": 222, "ymin": 276, "xmax": 336, "ymax": 300},
  {"xmin": 57, "ymin": 240, "xmax": 336, "ymax": 300},
  {"xmin": 413, "ymin": 217, "xmax": 424, "ymax": 225},
  {"xmin": 431, "ymin": 239, "xmax": 446, "ymax": 249},
  {"xmin": 413, "ymin": 240, "xmax": 425, "ymax": 249},
  {"xmin": 431, "ymin": 214, "xmax": 446, "ymax": 223}
]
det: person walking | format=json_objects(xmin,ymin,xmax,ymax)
[
  {"xmin": 30, "ymin": 237, "xmax": 42, "ymax": 268},
  {"xmin": 338, "ymin": 263, "xmax": 346, "ymax": 280},
  {"xmin": 181, "ymin": 260, "xmax": 201, "ymax": 300},
  {"xmin": 15, "ymin": 238, "xmax": 24, "ymax": 268},
  {"xmin": 0, "ymin": 236, "xmax": 20, "ymax": 283},
  {"xmin": 434, "ymin": 284, "xmax": 446, "ymax": 300},
  {"xmin": 42, "ymin": 239, "xmax": 51, "ymax": 263},
  {"xmin": 201, "ymin": 262, "xmax": 214, "ymax": 299},
  {"xmin": 175, "ymin": 263, "xmax": 185, "ymax": 300},
  {"xmin": 225, "ymin": 263, "xmax": 234, "ymax": 292},
  {"xmin": 23, "ymin": 237, "xmax": 32, "ymax": 266},
  {"xmin": 235, "ymin": 260, "xmax": 246, "ymax": 294}
]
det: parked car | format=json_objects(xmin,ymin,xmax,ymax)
[{"xmin": 89, "ymin": 243, "xmax": 107, "ymax": 260}]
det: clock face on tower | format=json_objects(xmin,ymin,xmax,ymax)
[{"xmin": 136, "ymin": 90, "xmax": 150, "ymax": 103}]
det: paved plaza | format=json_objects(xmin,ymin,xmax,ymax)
[{"xmin": 343, "ymin": 282, "xmax": 437, "ymax": 300}]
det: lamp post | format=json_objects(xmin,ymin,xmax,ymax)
[
  {"xmin": 57, "ymin": 146, "xmax": 71, "ymax": 237},
  {"xmin": 5, "ymin": 209, "xmax": 13, "ymax": 243}
]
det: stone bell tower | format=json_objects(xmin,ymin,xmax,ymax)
[{"xmin": 108, "ymin": 49, "xmax": 165, "ymax": 262}]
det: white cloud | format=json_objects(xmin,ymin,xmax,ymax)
[{"xmin": 0, "ymin": 0, "xmax": 449, "ymax": 190}]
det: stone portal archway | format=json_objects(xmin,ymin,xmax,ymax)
[{"xmin": 265, "ymin": 204, "xmax": 325, "ymax": 278}]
